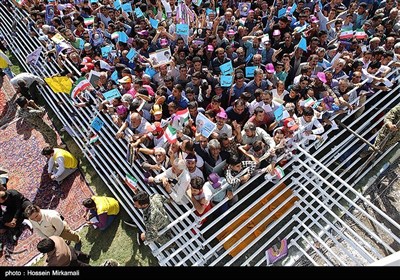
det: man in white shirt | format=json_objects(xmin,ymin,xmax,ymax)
[
  {"xmin": 298, "ymin": 107, "xmax": 324, "ymax": 143},
  {"xmin": 148, "ymin": 159, "xmax": 191, "ymax": 205},
  {"xmin": 25, "ymin": 204, "xmax": 81, "ymax": 247}
]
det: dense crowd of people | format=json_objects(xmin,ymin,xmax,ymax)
[{"xmin": 1, "ymin": 0, "xmax": 400, "ymax": 266}]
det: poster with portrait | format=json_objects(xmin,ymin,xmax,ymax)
[
  {"xmin": 148, "ymin": 48, "xmax": 172, "ymax": 68},
  {"xmin": 88, "ymin": 70, "xmax": 101, "ymax": 88},
  {"xmin": 238, "ymin": 2, "xmax": 250, "ymax": 17},
  {"xmin": 195, "ymin": 112, "xmax": 216, "ymax": 138}
]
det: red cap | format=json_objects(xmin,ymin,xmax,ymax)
[
  {"xmin": 283, "ymin": 118, "xmax": 299, "ymax": 131},
  {"xmin": 81, "ymin": 56, "xmax": 92, "ymax": 65},
  {"xmin": 81, "ymin": 63, "xmax": 95, "ymax": 72}
]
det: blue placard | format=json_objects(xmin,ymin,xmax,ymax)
[
  {"xmin": 102, "ymin": 88, "xmax": 121, "ymax": 101},
  {"xmin": 78, "ymin": 39, "xmax": 85, "ymax": 50},
  {"xmin": 245, "ymin": 53, "xmax": 253, "ymax": 63},
  {"xmin": 149, "ymin": 18, "xmax": 159, "ymax": 29},
  {"xmin": 176, "ymin": 24, "xmax": 189, "ymax": 36},
  {"xmin": 298, "ymin": 36, "xmax": 307, "ymax": 52},
  {"xmin": 113, "ymin": 0, "xmax": 121, "ymax": 10},
  {"xmin": 245, "ymin": 66, "xmax": 257, "ymax": 78},
  {"xmin": 101, "ymin": 45, "xmax": 113, "ymax": 57},
  {"xmin": 118, "ymin": 31, "xmax": 128, "ymax": 43},
  {"xmin": 91, "ymin": 116, "xmax": 104, "ymax": 131},
  {"xmin": 274, "ymin": 105, "xmax": 284, "ymax": 121},
  {"xmin": 289, "ymin": 4, "xmax": 297, "ymax": 15},
  {"xmin": 135, "ymin": 7, "xmax": 144, "ymax": 18},
  {"xmin": 219, "ymin": 61, "xmax": 233, "ymax": 75},
  {"xmin": 145, "ymin": 67, "xmax": 157, "ymax": 79},
  {"xmin": 122, "ymin": 2, "xmax": 133, "ymax": 13},
  {"xmin": 126, "ymin": 48, "xmax": 137, "ymax": 61},
  {"xmin": 220, "ymin": 75, "xmax": 233, "ymax": 87},
  {"xmin": 110, "ymin": 70, "xmax": 119, "ymax": 83},
  {"xmin": 278, "ymin": 8, "xmax": 287, "ymax": 18},
  {"xmin": 90, "ymin": 0, "xmax": 98, "ymax": 3}
]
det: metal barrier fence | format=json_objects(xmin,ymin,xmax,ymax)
[{"xmin": 1, "ymin": 1, "xmax": 399, "ymax": 266}]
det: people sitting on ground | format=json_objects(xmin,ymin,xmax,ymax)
[
  {"xmin": 36, "ymin": 236, "xmax": 90, "ymax": 267},
  {"xmin": 41, "ymin": 146, "xmax": 78, "ymax": 186},
  {"xmin": 16, "ymin": 97, "xmax": 58, "ymax": 148},
  {"xmin": 0, "ymin": 190, "xmax": 32, "ymax": 244},
  {"xmin": 82, "ymin": 195, "xmax": 120, "ymax": 231},
  {"xmin": 25, "ymin": 204, "xmax": 81, "ymax": 248}
]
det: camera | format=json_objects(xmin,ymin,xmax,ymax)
[{"xmin": 168, "ymin": 178, "xmax": 178, "ymax": 185}]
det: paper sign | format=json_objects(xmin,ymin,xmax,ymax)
[
  {"xmin": 78, "ymin": 39, "xmax": 85, "ymax": 50},
  {"xmin": 274, "ymin": 105, "xmax": 284, "ymax": 121},
  {"xmin": 176, "ymin": 23, "xmax": 189, "ymax": 36},
  {"xmin": 51, "ymin": 33, "xmax": 65, "ymax": 44},
  {"xmin": 113, "ymin": 0, "xmax": 121, "ymax": 10},
  {"xmin": 245, "ymin": 53, "xmax": 253, "ymax": 63},
  {"xmin": 101, "ymin": 45, "xmax": 113, "ymax": 58},
  {"xmin": 192, "ymin": 0, "xmax": 202, "ymax": 6},
  {"xmin": 91, "ymin": 116, "xmax": 104, "ymax": 131},
  {"xmin": 278, "ymin": 7, "xmax": 287, "ymax": 18},
  {"xmin": 126, "ymin": 48, "xmax": 137, "ymax": 61},
  {"xmin": 145, "ymin": 67, "xmax": 157, "ymax": 79},
  {"xmin": 90, "ymin": 0, "xmax": 98, "ymax": 3},
  {"xmin": 135, "ymin": 7, "xmax": 144, "ymax": 18},
  {"xmin": 148, "ymin": 48, "xmax": 172, "ymax": 68},
  {"xmin": 117, "ymin": 31, "xmax": 128, "ymax": 43},
  {"xmin": 219, "ymin": 61, "xmax": 233, "ymax": 75},
  {"xmin": 149, "ymin": 18, "xmax": 159, "ymax": 29},
  {"xmin": 220, "ymin": 75, "xmax": 233, "ymax": 87},
  {"xmin": 122, "ymin": 2, "xmax": 133, "ymax": 13},
  {"xmin": 245, "ymin": 66, "xmax": 257, "ymax": 78},
  {"xmin": 103, "ymin": 88, "xmax": 121, "ymax": 101},
  {"xmin": 110, "ymin": 70, "xmax": 119, "ymax": 83},
  {"xmin": 196, "ymin": 112, "xmax": 217, "ymax": 138}
]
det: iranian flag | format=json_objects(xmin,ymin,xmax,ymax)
[
  {"xmin": 174, "ymin": 108, "xmax": 190, "ymax": 126},
  {"xmin": 111, "ymin": 32, "xmax": 119, "ymax": 40},
  {"xmin": 125, "ymin": 174, "xmax": 138, "ymax": 192},
  {"xmin": 89, "ymin": 134, "xmax": 99, "ymax": 144},
  {"xmin": 354, "ymin": 29, "xmax": 367, "ymax": 40},
  {"xmin": 164, "ymin": 125, "xmax": 177, "ymax": 143},
  {"xmin": 84, "ymin": 17, "xmax": 95, "ymax": 26},
  {"xmin": 274, "ymin": 166, "xmax": 285, "ymax": 180},
  {"xmin": 70, "ymin": 77, "xmax": 91, "ymax": 99},
  {"xmin": 339, "ymin": 28, "xmax": 353, "ymax": 40},
  {"xmin": 301, "ymin": 97, "xmax": 316, "ymax": 108}
]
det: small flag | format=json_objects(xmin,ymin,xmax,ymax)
[
  {"xmin": 339, "ymin": 27, "xmax": 353, "ymax": 40},
  {"xmin": 274, "ymin": 166, "xmax": 285, "ymax": 180},
  {"xmin": 300, "ymin": 97, "xmax": 316, "ymax": 108},
  {"xmin": 26, "ymin": 46, "xmax": 42, "ymax": 66},
  {"xmin": 84, "ymin": 17, "xmax": 94, "ymax": 26},
  {"xmin": 89, "ymin": 133, "xmax": 99, "ymax": 144},
  {"xmin": 111, "ymin": 32, "xmax": 119, "ymax": 40},
  {"xmin": 165, "ymin": 125, "xmax": 177, "ymax": 143},
  {"xmin": 44, "ymin": 76, "xmax": 72, "ymax": 94},
  {"xmin": 70, "ymin": 77, "xmax": 91, "ymax": 99},
  {"xmin": 125, "ymin": 174, "xmax": 138, "ymax": 191},
  {"xmin": 173, "ymin": 108, "xmax": 190, "ymax": 126},
  {"xmin": 354, "ymin": 29, "xmax": 367, "ymax": 40}
]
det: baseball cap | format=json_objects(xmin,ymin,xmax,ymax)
[
  {"xmin": 266, "ymin": 63, "xmax": 275, "ymax": 74},
  {"xmin": 227, "ymin": 29, "xmax": 236, "ymax": 36},
  {"xmin": 208, "ymin": 173, "xmax": 221, "ymax": 189},
  {"xmin": 118, "ymin": 76, "xmax": 132, "ymax": 84},
  {"xmin": 283, "ymin": 118, "xmax": 299, "ymax": 131},
  {"xmin": 317, "ymin": 72, "xmax": 327, "ymax": 83},
  {"xmin": 116, "ymin": 105, "xmax": 128, "ymax": 115},
  {"xmin": 137, "ymin": 30, "xmax": 149, "ymax": 36},
  {"xmin": 207, "ymin": 45, "xmax": 214, "ymax": 52},
  {"xmin": 160, "ymin": 38, "xmax": 169, "ymax": 46},
  {"xmin": 272, "ymin": 29, "xmax": 281, "ymax": 36},
  {"xmin": 216, "ymin": 111, "xmax": 227, "ymax": 119},
  {"xmin": 81, "ymin": 63, "xmax": 94, "ymax": 72},
  {"xmin": 84, "ymin": 43, "xmax": 92, "ymax": 50},
  {"xmin": 81, "ymin": 56, "xmax": 92, "ymax": 65},
  {"xmin": 151, "ymin": 104, "xmax": 163, "ymax": 115}
]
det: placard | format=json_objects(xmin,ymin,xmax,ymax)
[
  {"xmin": 91, "ymin": 116, "xmax": 104, "ymax": 131},
  {"xmin": 245, "ymin": 66, "xmax": 257, "ymax": 78},
  {"xmin": 195, "ymin": 112, "xmax": 217, "ymax": 138},
  {"xmin": 148, "ymin": 48, "xmax": 172, "ymax": 68},
  {"xmin": 102, "ymin": 88, "xmax": 121, "ymax": 101}
]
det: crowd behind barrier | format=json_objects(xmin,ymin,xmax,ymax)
[{"xmin": 1, "ymin": 0, "xmax": 400, "ymax": 266}]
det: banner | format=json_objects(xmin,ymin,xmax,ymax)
[
  {"xmin": 44, "ymin": 76, "xmax": 72, "ymax": 94},
  {"xmin": 26, "ymin": 46, "xmax": 42, "ymax": 66}
]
